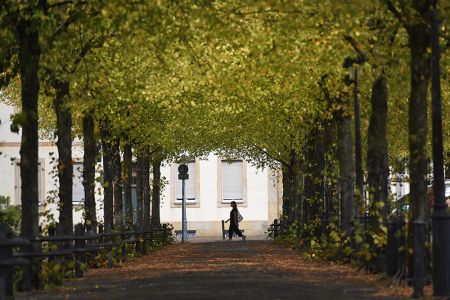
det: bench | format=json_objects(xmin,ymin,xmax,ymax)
[
  {"xmin": 221, "ymin": 220, "xmax": 245, "ymax": 239},
  {"xmin": 174, "ymin": 230, "xmax": 196, "ymax": 238}
]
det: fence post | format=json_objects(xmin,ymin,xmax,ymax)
[
  {"xmin": 397, "ymin": 218, "xmax": 407, "ymax": 281},
  {"xmin": 21, "ymin": 222, "xmax": 38, "ymax": 293},
  {"xmin": 121, "ymin": 232, "xmax": 127, "ymax": 262},
  {"xmin": 134, "ymin": 226, "xmax": 141, "ymax": 257},
  {"xmin": 48, "ymin": 224, "xmax": 56, "ymax": 264},
  {"xmin": 386, "ymin": 219, "xmax": 397, "ymax": 276},
  {"xmin": 142, "ymin": 231, "xmax": 148, "ymax": 255},
  {"xmin": 162, "ymin": 224, "xmax": 169, "ymax": 243},
  {"xmin": 0, "ymin": 224, "xmax": 14, "ymax": 299},
  {"xmin": 273, "ymin": 219, "xmax": 279, "ymax": 238},
  {"xmin": 74, "ymin": 223, "xmax": 85, "ymax": 278}
]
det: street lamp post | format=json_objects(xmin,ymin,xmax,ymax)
[
  {"xmin": 178, "ymin": 164, "xmax": 189, "ymax": 243},
  {"xmin": 430, "ymin": 0, "xmax": 450, "ymax": 296}
]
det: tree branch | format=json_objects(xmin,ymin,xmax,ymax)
[
  {"xmin": 343, "ymin": 35, "xmax": 367, "ymax": 62},
  {"xmin": 382, "ymin": 0, "xmax": 410, "ymax": 31},
  {"xmin": 69, "ymin": 37, "xmax": 105, "ymax": 74},
  {"xmin": 254, "ymin": 145, "xmax": 289, "ymax": 167}
]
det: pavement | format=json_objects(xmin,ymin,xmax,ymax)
[{"xmin": 17, "ymin": 238, "xmax": 399, "ymax": 300}]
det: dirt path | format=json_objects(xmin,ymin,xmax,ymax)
[{"xmin": 17, "ymin": 240, "xmax": 399, "ymax": 300}]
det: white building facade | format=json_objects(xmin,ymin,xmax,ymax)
[
  {"xmin": 161, "ymin": 156, "xmax": 283, "ymax": 236},
  {"xmin": 1, "ymin": 102, "xmax": 283, "ymax": 236}
]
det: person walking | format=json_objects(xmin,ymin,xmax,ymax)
[{"xmin": 225, "ymin": 201, "xmax": 246, "ymax": 240}]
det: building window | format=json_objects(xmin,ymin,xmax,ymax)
[
  {"xmin": 221, "ymin": 160, "xmax": 243, "ymax": 203},
  {"xmin": 14, "ymin": 159, "xmax": 45, "ymax": 205},
  {"xmin": 175, "ymin": 162, "xmax": 196, "ymax": 204},
  {"xmin": 73, "ymin": 162, "xmax": 84, "ymax": 205}
]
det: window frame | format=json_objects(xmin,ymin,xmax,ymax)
[
  {"xmin": 217, "ymin": 158, "xmax": 247, "ymax": 208},
  {"xmin": 170, "ymin": 160, "xmax": 200, "ymax": 208}
]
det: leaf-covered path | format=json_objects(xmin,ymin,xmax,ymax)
[{"xmin": 18, "ymin": 240, "xmax": 399, "ymax": 300}]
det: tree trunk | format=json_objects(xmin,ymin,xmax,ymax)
[
  {"xmin": 323, "ymin": 120, "xmax": 337, "ymax": 233},
  {"xmin": 289, "ymin": 151, "xmax": 301, "ymax": 224},
  {"xmin": 354, "ymin": 69, "xmax": 364, "ymax": 216},
  {"xmin": 54, "ymin": 80, "xmax": 73, "ymax": 236},
  {"xmin": 430, "ymin": 1, "xmax": 450, "ymax": 296},
  {"xmin": 17, "ymin": 18, "xmax": 40, "ymax": 241},
  {"xmin": 313, "ymin": 125, "xmax": 327, "ymax": 236},
  {"xmin": 407, "ymin": 6, "xmax": 431, "ymax": 296},
  {"xmin": 151, "ymin": 160, "xmax": 161, "ymax": 227},
  {"xmin": 303, "ymin": 134, "xmax": 316, "ymax": 225},
  {"xmin": 336, "ymin": 112, "xmax": 355, "ymax": 233},
  {"xmin": 367, "ymin": 75, "xmax": 389, "ymax": 219},
  {"xmin": 82, "ymin": 113, "xmax": 97, "ymax": 234},
  {"xmin": 112, "ymin": 139, "xmax": 123, "ymax": 229},
  {"xmin": 123, "ymin": 143, "xmax": 133, "ymax": 229},
  {"xmin": 282, "ymin": 150, "xmax": 300, "ymax": 224},
  {"xmin": 100, "ymin": 124, "xmax": 114, "ymax": 233},
  {"xmin": 136, "ymin": 154, "xmax": 144, "ymax": 230},
  {"xmin": 142, "ymin": 155, "xmax": 151, "ymax": 229},
  {"xmin": 282, "ymin": 165, "xmax": 291, "ymax": 220}
]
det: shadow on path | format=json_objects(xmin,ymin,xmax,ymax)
[{"xmin": 17, "ymin": 240, "xmax": 398, "ymax": 300}]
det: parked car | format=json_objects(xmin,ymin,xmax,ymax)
[{"xmin": 390, "ymin": 180, "xmax": 450, "ymax": 217}]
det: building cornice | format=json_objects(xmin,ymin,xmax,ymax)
[{"xmin": 0, "ymin": 141, "xmax": 56, "ymax": 147}]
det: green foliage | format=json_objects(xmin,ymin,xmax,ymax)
[
  {"xmin": 271, "ymin": 201, "xmax": 389, "ymax": 272},
  {"xmin": 0, "ymin": 195, "xmax": 21, "ymax": 234}
]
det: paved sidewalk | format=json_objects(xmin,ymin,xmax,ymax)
[{"xmin": 17, "ymin": 239, "xmax": 398, "ymax": 300}]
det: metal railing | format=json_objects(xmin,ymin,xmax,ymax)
[{"xmin": 0, "ymin": 223, "xmax": 172, "ymax": 300}]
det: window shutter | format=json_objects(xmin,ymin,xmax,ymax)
[
  {"xmin": 222, "ymin": 161, "xmax": 243, "ymax": 201},
  {"xmin": 72, "ymin": 163, "xmax": 84, "ymax": 204}
]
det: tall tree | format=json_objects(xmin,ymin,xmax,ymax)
[
  {"xmin": 123, "ymin": 142, "xmax": 133, "ymax": 229},
  {"xmin": 383, "ymin": 0, "xmax": 432, "ymax": 296},
  {"xmin": 142, "ymin": 155, "xmax": 151, "ymax": 229},
  {"xmin": 112, "ymin": 139, "xmax": 123, "ymax": 229},
  {"xmin": 151, "ymin": 160, "xmax": 162, "ymax": 227},
  {"xmin": 82, "ymin": 112, "xmax": 97, "ymax": 234},
  {"xmin": 100, "ymin": 121, "xmax": 114, "ymax": 233},
  {"xmin": 367, "ymin": 75, "xmax": 389, "ymax": 218},
  {"xmin": 54, "ymin": 80, "xmax": 73, "ymax": 236},
  {"xmin": 1, "ymin": 1, "xmax": 43, "ymax": 243},
  {"xmin": 336, "ymin": 107, "xmax": 355, "ymax": 233},
  {"xmin": 136, "ymin": 154, "xmax": 144, "ymax": 230}
]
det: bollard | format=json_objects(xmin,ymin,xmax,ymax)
[
  {"xmin": 74, "ymin": 223, "xmax": 85, "ymax": 278},
  {"xmin": 222, "ymin": 220, "xmax": 226, "ymax": 239}
]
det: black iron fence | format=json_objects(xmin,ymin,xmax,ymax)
[
  {"xmin": 269, "ymin": 216, "xmax": 435, "ymax": 287},
  {"xmin": 269, "ymin": 219, "xmax": 289, "ymax": 238},
  {"xmin": 0, "ymin": 223, "xmax": 172, "ymax": 300}
]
